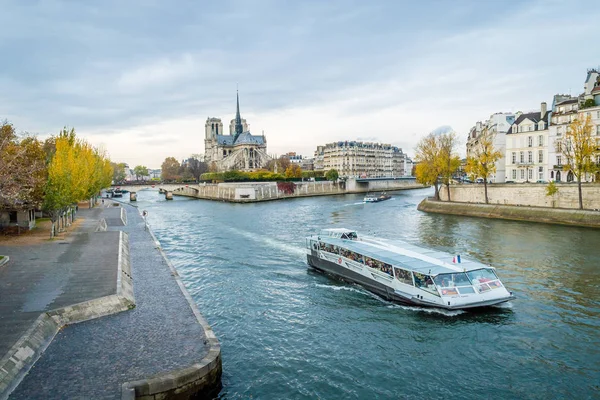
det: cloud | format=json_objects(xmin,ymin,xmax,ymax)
[{"xmin": 1, "ymin": 0, "xmax": 598, "ymax": 167}]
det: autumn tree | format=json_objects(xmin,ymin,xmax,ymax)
[
  {"xmin": 161, "ymin": 157, "xmax": 181, "ymax": 181},
  {"xmin": 325, "ymin": 168, "xmax": 339, "ymax": 181},
  {"xmin": 414, "ymin": 133, "xmax": 442, "ymax": 200},
  {"xmin": 465, "ymin": 128, "xmax": 503, "ymax": 204},
  {"xmin": 436, "ymin": 132, "xmax": 461, "ymax": 201},
  {"xmin": 0, "ymin": 120, "xmax": 46, "ymax": 211},
  {"xmin": 556, "ymin": 114, "xmax": 598, "ymax": 209},
  {"xmin": 285, "ymin": 163, "xmax": 302, "ymax": 178}
]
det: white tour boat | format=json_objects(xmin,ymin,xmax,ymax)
[
  {"xmin": 363, "ymin": 193, "xmax": 392, "ymax": 203},
  {"xmin": 306, "ymin": 228, "xmax": 515, "ymax": 310}
]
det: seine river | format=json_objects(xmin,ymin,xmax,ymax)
[{"xmin": 134, "ymin": 188, "xmax": 599, "ymax": 400}]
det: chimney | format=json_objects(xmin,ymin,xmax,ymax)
[
  {"xmin": 541, "ymin": 102, "xmax": 547, "ymax": 117},
  {"xmin": 476, "ymin": 121, "xmax": 482, "ymax": 131}
]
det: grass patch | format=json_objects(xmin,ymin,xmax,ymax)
[{"xmin": 36, "ymin": 217, "xmax": 51, "ymax": 222}]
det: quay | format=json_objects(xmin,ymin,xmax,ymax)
[
  {"xmin": 117, "ymin": 177, "xmax": 422, "ymax": 203},
  {"xmin": 418, "ymin": 197, "xmax": 600, "ymax": 228},
  {"xmin": 0, "ymin": 202, "xmax": 221, "ymax": 399}
]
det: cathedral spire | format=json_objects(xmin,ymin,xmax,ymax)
[{"xmin": 235, "ymin": 90, "xmax": 243, "ymax": 136}]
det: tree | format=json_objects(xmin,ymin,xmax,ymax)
[
  {"xmin": 556, "ymin": 114, "xmax": 598, "ymax": 209},
  {"xmin": 187, "ymin": 155, "xmax": 208, "ymax": 182},
  {"xmin": 325, "ymin": 168, "xmax": 339, "ymax": 181},
  {"xmin": 161, "ymin": 157, "xmax": 181, "ymax": 181},
  {"xmin": 133, "ymin": 165, "xmax": 149, "ymax": 181},
  {"xmin": 111, "ymin": 162, "xmax": 127, "ymax": 183},
  {"xmin": 285, "ymin": 163, "xmax": 302, "ymax": 179},
  {"xmin": 414, "ymin": 133, "xmax": 442, "ymax": 200},
  {"xmin": 465, "ymin": 128, "xmax": 503, "ymax": 204},
  {"xmin": 546, "ymin": 181, "xmax": 559, "ymax": 208},
  {"xmin": 0, "ymin": 121, "xmax": 46, "ymax": 211},
  {"xmin": 436, "ymin": 132, "xmax": 461, "ymax": 201}
]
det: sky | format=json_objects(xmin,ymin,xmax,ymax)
[{"xmin": 2, "ymin": 0, "xmax": 599, "ymax": 168}]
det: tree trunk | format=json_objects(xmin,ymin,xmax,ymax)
[
  {"xmin": 578, "ymin": 177, "xmax": 583, "ymax": 210},
  {"xmin": 434, "ymin": 183, "xmax": 440, "ymax": 200},
  {"xmin": 484, "ymin": 180, "xmax": 489, "ymax": 204},
  {"xmin": 446, "ymin": 183, "xmax": 451, "ymax": 202}
]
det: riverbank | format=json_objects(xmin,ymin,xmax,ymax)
[
  {"xmin": 171, "ymin": 178, "xmax": 423, "ymax": 203},
  {"xmin": 0, "ymin": 202, "xmax": 221, "ymax": 399},
  {"xmin": 418, "ymin": 197, "xmax": 600, "ymax": 228}
]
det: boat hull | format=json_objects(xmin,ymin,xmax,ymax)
[{"xmin": 307, "ymin": 254, "xmax": 514, "ymax": 310}]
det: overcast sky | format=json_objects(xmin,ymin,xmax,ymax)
[{"xmin": 2, "ymin": 0, "xmax": 599, "ymax": 168}]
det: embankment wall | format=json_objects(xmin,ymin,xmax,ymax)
[
  {"xmin": 438, "ymin": 183, "xmax": 600, "ymax": 210},
  {"xmin": 418, "ymin": 198, "xmax": 600, "ymax": 228}
]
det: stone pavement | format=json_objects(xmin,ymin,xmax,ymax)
[
  {"xmin": 8, "ymin": 203, "xmax": 211, "ymax": 399},
  {"xmin": 0, "ymin": 207, "xmax": 118, "ymax": 361}
]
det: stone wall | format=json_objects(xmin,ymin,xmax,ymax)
[
  {"xmin": 174, "ymin": 181, "xmax": 345, "ymax": 202},
  {"xmin": 418, "ymin": 198, "xmax": 600, "ymax": 228},
  {"xmin": 438, "ymin": 183, "xmax": 600, "ymax": 210}
]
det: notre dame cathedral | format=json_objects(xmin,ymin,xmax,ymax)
[{"xmin": 204, "ymin": 92, "xmax": 271, "ymax": 171}]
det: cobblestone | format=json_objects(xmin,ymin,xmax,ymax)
[{"xmin": 9, "ymin": 203, "xmax": 209, "ymax": 399}]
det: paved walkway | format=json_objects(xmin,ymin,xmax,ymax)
[
  {"xmin": 0, "ymin": 207, "xmax": 117, "ymax": 359},
  {"xmin": 6, "ymin": 203, "xmax": 210, "ymax": 399}
]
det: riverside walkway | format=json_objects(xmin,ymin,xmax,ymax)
[{"xmin": 1, "ymin": 202, "xmax": 220, "ymax": 399}]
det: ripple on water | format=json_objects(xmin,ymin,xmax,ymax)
[{"xmin": 136, "ymin": 189, "xmax": 600, "ymax": 399}]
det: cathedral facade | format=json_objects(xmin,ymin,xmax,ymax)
[{"xmin": 204, "ymin": 93, "xmax": 270, "ymax": 172}]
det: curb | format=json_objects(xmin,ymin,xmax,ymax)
[
  {"xmin": 0, "ymin": 233, "xmax": 135, "ymax": 400},
  {"xmin": 121, "ymin": 206, "xmax": 222, "ymax": 400}
]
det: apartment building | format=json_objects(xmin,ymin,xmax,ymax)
[
  {"xmin": 505, "ymin": 103, "xmax": 550, "ymax": 183},
  {"xmin": 320, "ymin": 141, "xmax": 405, "ymax": 178}
]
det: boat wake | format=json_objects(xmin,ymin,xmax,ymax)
[
  {"xmin": 223, "ymin": 226, "xmax": 306, "ymax": 257},
  {"xmin": 315, "ymin": 283, "xmax": 465, "ymax": 316}
]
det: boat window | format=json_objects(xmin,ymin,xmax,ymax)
[
  {"xmin": 364, "ymin": 256, "xmax": 392, "ymax": 276},
  {"xmin": 339, "ymin": 248, "xmax": 363, "ymax": 263},
  {"xmin": 413, "ymin": 272, "xmax": 438, "ymax": 295},
  {"xmin": 394, "ymin": 268, "xmax": 413, "ymax": 285},
  {"xmin": 433, "ymin": 273, "xmax": 471, "ymax": 288},
  {"xmin": 466, "ymin": 268, "xmax": 498, "ymax": 285}
]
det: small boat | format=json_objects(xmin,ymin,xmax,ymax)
[
  {"xmin": 306, "ymin": 228, "xmax": 515, "ymax": 310},
  {"xmin": 364, "ymin": 193, "xmax": 391, "ymax": 203}
]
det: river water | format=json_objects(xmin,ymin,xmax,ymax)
[{"xmin": 133, "ymin": 188, "xmax": 599, "ymax": 399}]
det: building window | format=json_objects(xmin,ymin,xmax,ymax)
[
  {"xmin": 512, "ymin": 152, "xmax": 516, "ymax": 164},
  {"xmin": 557, "ymin": 155, "xmax": 562, "ymax": 166},
  {"xmin": 556, "ymin": 141, "xmax": 562, "ymax": 152},
  {"xmin": 538, "ymin": 150, "xmax": 543, "ymax": 163},
  {"xmin": 538, "ymin": 135, "xmax": 543, "ymax": 146},
  {"xmin": 538, "ymin": 167, "xmax": 543, "ymax": 181},
  {"xmin": 520, "ymin": 151, "xmax": 524, "ymax": 163},
  {"xmin": 520, "ymin": 169, "xmax": 525, "ymax": 179},
  {"xmin": 557, "ymin": 126, "xmax": 562, "ymax": 136},
  {"xmin": 528, "ymin": 169, "xmax": 533, "ymax": 180},
  {"xmin": 528, "ymin": 136, "xmax": 533, "ymax": 147},
  {"xmin": 528, "ymin": 151, "xmax": 533, "ymax": 163},
  {"xmin": 512, "ymin": 169, "xmax": 517, "ymax": 179}
]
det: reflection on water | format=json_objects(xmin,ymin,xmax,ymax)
[{"xmin": 134, "ymin": 188, "xmax": 600, "ymax": 399}]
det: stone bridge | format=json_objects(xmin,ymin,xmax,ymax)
[{"xmin": 111, "ymin": 184, "xmax": 190, "ymax": 193}]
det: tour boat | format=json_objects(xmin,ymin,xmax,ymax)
[
  {"xmin": 306, "ymin": 228, "xmax": 515, "ymax": 310},
  {"xmin": 363, "ymin": 193, "xmax": 392, "ymax": 203}
]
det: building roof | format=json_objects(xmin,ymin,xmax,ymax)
[
  {"xmin": 506, "ymin": 111, "xmax": 549, "ymax": 134},
  {"xmin": 555, "ymin": 99, "xmax": 578, "ymax": 106},
  {"xmin": 216, "ymin": 132, "xmax": 265, "ymax": 146}
]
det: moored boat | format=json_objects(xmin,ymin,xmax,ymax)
[{"xmin": 306, "ymin": 228, "xmax": 515, "ymax": 310}]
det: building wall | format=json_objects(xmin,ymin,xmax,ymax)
[
  {"xmin": 505, "ymin": 129, "xmax": 549, "ymax": 182},
  {"xmin": 438, "ymin": 184, "xmax": 600, "ymax": 210},
  {"xmin": 321, "ymin": 141, "xmax": 405, "ymax": 178}
]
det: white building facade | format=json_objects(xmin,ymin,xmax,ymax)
[
  {"xmin": 505, "ymin": 104, "xmax": 550, "ymax": 183},
  {"xmin": 321, "ymin": 141, "xmax": 406, "ymax": 178},
  {"xmin": 466, "ymin": 112, "xmax": 515, "ymax": 183}
]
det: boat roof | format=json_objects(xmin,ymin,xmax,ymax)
[{"xmin": 312, "ymin": 229, "xmax": 489, "ymax": 275}]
